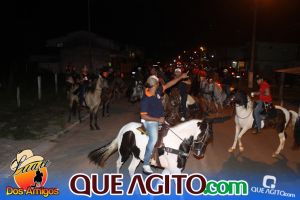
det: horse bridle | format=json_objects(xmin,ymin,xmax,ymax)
[{"xmin": 164, "ymin": 121, "xmax": 210, "ymax": 156}]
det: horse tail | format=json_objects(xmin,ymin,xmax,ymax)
[
  {"xmin": 88, "ymin": 137, "xmax": 118, "ymax": 167},
  {"xmin": 289, "ymin": 110, "xmax": 300, "ymax": 148}
]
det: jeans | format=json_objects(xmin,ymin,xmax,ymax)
[
  {"xmin": 254, "ymin": 100, "xmax": 263, "ymax": 129},
  {"xmin": 180, "ymin": 93, "xmax": 187, "ymax": 118},
  {"xmin": 142, "ymin": 121, "xmax": 159, "ymax": 165},
  {"xmin": 79, "ymin": 85, "xmax": 86, "ymax": 105},
  {"xmin": 224, "ymin": 84, "xmax": 230, "ymax": 97}
]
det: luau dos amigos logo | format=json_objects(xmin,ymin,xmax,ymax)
[{"xmin": 6, "ymin": 149, "xmax": 59, "ymax": 197}]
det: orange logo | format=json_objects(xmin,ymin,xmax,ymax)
[{"xmin": 10, "ymin": 149, "xmax": 50, "ymax": 190}]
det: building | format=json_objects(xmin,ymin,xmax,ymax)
[{"xmin": 33, "ymin": 31, "xmax": 143, "ymax": 74}]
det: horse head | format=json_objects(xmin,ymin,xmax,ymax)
[
  {"xmin": 228, "ymin": 89, "xmax": 248, "ymax": 108},
  {"xmin": 169, "ymin": 88, "xmax": 181, "ymax": 107},
  {"xmin": 193, "ymin": 120, "xmax": 213, "ymax": 158},
  {"xmin": 130, "ymin": 81, "xmax": 144, "ymax": 103}
]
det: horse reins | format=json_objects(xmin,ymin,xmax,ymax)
[
  {"xmin": 163, "ymin": 121, "xmax": 209, "ymax": 157},
  {"xmin": 164, "ymin": 121, "xmax": 185, "ymax": 143}
]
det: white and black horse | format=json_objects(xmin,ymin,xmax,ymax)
[
  {"xmin": 290, "ymin": 110, "xmax": 300, "ymax": 149},
  {"xmin": 228, "ymin": 90, "xmax": 291, "ymax": 157},
  {"xmin": 129, "ymin": 81, "xmax": 144, "ymax": 103},
  {"xmin": 88, "ymin": 119, "xmax": 213, "ymax": 177}
]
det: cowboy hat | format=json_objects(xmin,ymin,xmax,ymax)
[{"xmin": 10, "ymin": 149, "xmax": 44, "ymax": 171}]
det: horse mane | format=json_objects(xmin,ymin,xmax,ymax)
[{"xmin": 236, "ymin": 90, "xmax": 249, "ymax": 109}]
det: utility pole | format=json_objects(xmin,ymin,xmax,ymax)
[
  {"xmin": 88, "ymin": 0, "xmax": 92, "ymax": 69},
  {"xmin": 248, "ymin": 0, "xmax": 257, "ymax": 88}
]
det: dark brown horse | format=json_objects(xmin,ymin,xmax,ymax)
[{"xmin": 167, "ymin": 88, "xmax": 207, "ymax": 122}]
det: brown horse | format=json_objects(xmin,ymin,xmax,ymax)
[
  {"xmin": 162, "ymin": 89, "xmax": 181, "ymax": 126},
  {"xmin": 167, "ymin": 88, "xmax": 207, "ymax": 121}
]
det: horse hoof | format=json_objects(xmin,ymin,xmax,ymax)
[
  {"xmin": 95, "ymin": 126, "xmax": 100, "ymax": 130},
  {"xmin": 272, "ymin": 153, "xmax": 279, "ymax": 158},
  {"xmin": 239, "ymin": 147, "xmax": 244, "ymax": 152},
  {"xmin": 228, "ymin": 147, "xmax": 234, "ymax": 153},
  {"xmin": 90, "ymin": 126, "xmax": 95, "ymax": 130}
]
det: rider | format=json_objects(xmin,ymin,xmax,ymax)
[
  {"xmin": 251, "ymin": 74, "xmax": 272, "ymax": 134},
  {"xmin": 140, "ymin": 72, "xmax": 188, "ymax": 174},
  {"xmin": 174, "ymin": 68, "xmax": 191, "ymax": 121},
  {"xmin": 79, "ymin": 65, "xmax": 90, "ymax": 107},
  {"xmin": 222, "ymin": 68, "xmax": 232, "ymax": 98}
]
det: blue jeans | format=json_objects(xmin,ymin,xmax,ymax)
[
  {"xmin": 254, "ymin": 100, "xmax": 263, "ymax": 129},
  {"xmin": 142, "ymin": 121, "xmax": 159, "ymax": 165}
]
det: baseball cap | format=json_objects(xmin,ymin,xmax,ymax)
[
  {"xmin": 146, "ymin": 75, "xmax": 159, "ymax": 87},
  {"xmin": 255, "ymin": 74, "xmax": 263, "ymax": 80},
  {"xmin": 175, "ymin": 68, "xmax": 181, "ymax": 73}
]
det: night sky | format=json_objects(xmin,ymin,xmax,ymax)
[{"xmin": 6, "ymin": 0, "xmax": 300, "ymax": 60}]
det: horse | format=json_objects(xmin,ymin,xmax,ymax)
[
  {"xmin": 227, "ymin": 90, "xmax": 290, "ymax": 157},
  {"xmin": 289, "ymin": 110, "xmax": 300, "ymax": 149},
  {"xmin": 169, "ymin": 87, "xmax": 207, "ymax": 120},
  {"xmin": 129, "ymin": 80, "xmax": 144, "ymax": 103},
  {"xmin": 67, "ymin": 82, "xmax": 81, "ymax": 123},
  {"xmin": 212, "ymin": 82, "xmax": 227, "ymax": 111},
  {"xmin": 101, "ymin": 79, "xmax": 113, "ymax": 117},
  {"xmin": 200, "ymin": 78, "xmax": 227, "ymax": 112},
  {"xmin": 85, "ymin": 75, "xmax": 104, "ymax": 130},
  {"xmin": 67, "ymin": 75, "xmax": 104, "ymax": 130},
  {"xmin": 111, "ymin": 76, "xmax": 127, "ymax": 100},
  {"xmin": 162, "ymin": 90, "xmax": 181, "ymax": 126},
  {"xmin": 88, "ymin": 119, "xmax": 213, "ymax": 177}
]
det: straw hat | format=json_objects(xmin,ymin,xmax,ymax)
[{"xmin": 10, "ymin": 150, "xmax": 44, "ymax": 171}]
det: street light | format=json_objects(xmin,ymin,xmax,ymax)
[{"xmin": 248, "ymin": 0, "xmax": 258, "ymax": 88}]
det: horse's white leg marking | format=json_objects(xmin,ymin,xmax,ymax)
[
  {"xmin": 165, "ymin": 154, "xmax": 182, "ymax": 174},
  {"xmin": 273, "ymin": 132, "xmax": 285, "ymax": 157},
  {"xmin": 229, "ymin": 125, "xmax": 241, "ymax": 152},
  {"xmin": 237, "ymin": 127, "xmax": 251, "ymax": 152},
  {"xmin": 128, "ymin": 156, "xmax": 141, "ymax": 178},
  {"xmin": 116, "ymin": 154, "xmax": 123, "ymax": 174}
]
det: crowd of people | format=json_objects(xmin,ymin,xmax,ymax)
[{"xmin": 65, "ymin": 63, "xmax": 273, "ymax": 174}]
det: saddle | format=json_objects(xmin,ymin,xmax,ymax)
[
  {"xmin": 252, "ymin": 102, "xmax": 277, "ymax": 128},
  {"xmin": 136, "ymin": 124, "xmax": 169, "ymax": 168}
]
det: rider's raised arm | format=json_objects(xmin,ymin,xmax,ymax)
[{"xmin": 162, "ymin": 73, "xmax": 189, "ymax": 91}]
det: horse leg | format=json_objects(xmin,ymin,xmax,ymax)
[
  {"xmin": 68, "ymin": 107, "xmax": 72, "ymax": 122},
  {"xmin": 116, "ymin": 155, "xmax": 123, "ymax": 174},
  {"xmin": 128, "ymin": 156, "xmax": 140, "ymax": 178},
  {"xmin": 273, "ymin": 132, "xmax": 286, "ymax": 157},
  {"xmin": 106, "ymin": 102, "xmax": 110, "ymax": 117},
  {"xmin": 228, "ymin": 125, "xmax": 241, "ymax": 152},
  {"xmin": 90, "ymin": 112, "xmax": 94, "ymax": 130},
  {"xmin": 94, "ymin": 110, "xmax": 100, "ymax": 130},
  {"xmin": 78, "ymin": 103, "xmax": 82, "ymax": 123},
  {"xmin": 214, "ymin": 101, "xmax": 219, "ymax": 113},
  {"xmin": 102, "ymin": 102, "xmax": 105, "ymax": 118},
  {"xmin": 237, "ymin": 127, "xmax": 251, "ymax": 152}
]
